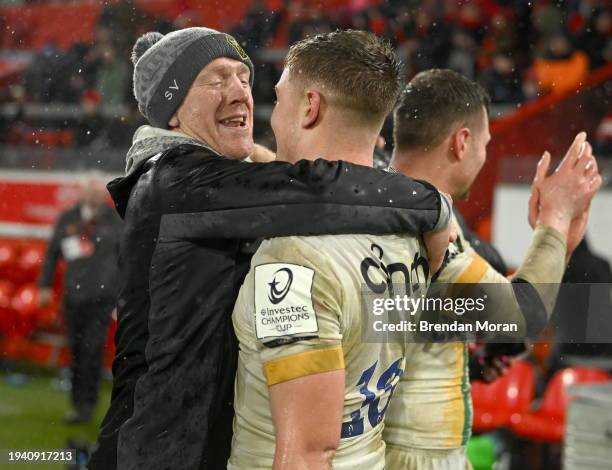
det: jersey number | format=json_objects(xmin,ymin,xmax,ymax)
[{"xmin": 341, "ymin": 357, "xmax": 404, "ymax": 438}]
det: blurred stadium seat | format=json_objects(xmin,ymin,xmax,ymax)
[
  {"xmin": 510, "ymin": 368, "xmax": 611, "ymax": 442},
  {"xmin": 472, "ymin": 360, "xmax": 535, "ymax": 433},
  {"xmin": 16, "ymin": 243, "xmax": 45, "ymax": 284}
]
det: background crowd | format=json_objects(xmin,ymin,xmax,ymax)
[{"xmin": 0, "ymin": 0, "xmax": 610, "ymax": 154}]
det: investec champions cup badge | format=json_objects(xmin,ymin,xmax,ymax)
[{"xmin": 254, "ymin": 263, "xmax": 318, "ymax": 342}]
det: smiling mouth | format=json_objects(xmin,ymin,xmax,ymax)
[{"xmin": 219, "ymin": 116, "xmax": 248, "ymax": 128}]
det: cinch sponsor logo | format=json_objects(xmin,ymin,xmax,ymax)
[{"xmin": 360, "ymin": 243, "xmax": 429, "ymax": 296}]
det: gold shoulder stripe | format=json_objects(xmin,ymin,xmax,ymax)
[
  {"xmin": 456, "ymin": 254, "xmax": 488, "ymax": 284},
  {"xmin": 264, "ymin": 346, "xmax": 345, "ymax": 386}
]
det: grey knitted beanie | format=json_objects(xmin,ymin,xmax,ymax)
[{"xmin": 131, "ymin": 27, "xmax": 254, "ymax": 128}]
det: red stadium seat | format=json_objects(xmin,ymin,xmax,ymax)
[
  {"xmin": 472, "ymin": 360, "xmax": 535, "ymax": 432},
  {"xmin": 0, "ymin": 240, "xmax": 19, "ymax": 278},
  {"xmin": 510, "ymin": 367, "xmax": 611, "ymax": 442},
  {"xmin": 10, "ymin": 283, "xmax": 41, "ymax": 336},
  {"xmin": 0, "ymin": 280, "xmax": 14, "ymax": 302},
  {"xmin": 17, "ymin": 244, "xmax": 45, "ymax": 283},
  {"xmin": 0, "ymin": 280, "xmax": 17, "ymax": 335},
  {"xmin": 12, "ymin": 283, "xmax": 40, "ymax": 316}
]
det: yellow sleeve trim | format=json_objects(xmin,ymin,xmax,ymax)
[
  {"xmin": 264, "ymin": 346, "xmax": 345, "ymax": 386},
  {"xmin": 456, "ymin": 254, "xmax": 488, "ymax": 284}
]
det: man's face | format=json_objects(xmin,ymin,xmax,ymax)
[
  {"xmin": 270, "ymin": 68, "xmax": 302, "ymax": 162},
  {"xmin": 172, "ymin": 58, "xmax": 254, "ymax": 159},
  {"xmin": 80, "ymin": 176, "xmax": 108, "ymax": 207},
  {"xmin": 456, "ymin": 109, "xmax": 490, "ymax": 200}
]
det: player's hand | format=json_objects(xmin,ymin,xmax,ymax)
[
  {"xmin": 564, "ymin": 141, "xmax": 599, "ymax": 259},
  {"xmin": 528, "ymin": 132, "xmax": 602, "ymax": 237},
  {"xmin": 528, "ymin": 155, "xmax": 545, "ymax": 229},
  {"xmin": 249, "ymin": 143, "xmax": 276, "ymax": 162},
  {"xmin": 38, "ymin": 287, "xmax": 52, "ymax": 308}
]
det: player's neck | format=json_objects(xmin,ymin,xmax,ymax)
[
  {"xmin": 293, "ymin": 129, "xmax": 375, "ymax": 167},
  {"xmin": 390, "ymin": 150, "xmax": 454, "ymax": 195}
]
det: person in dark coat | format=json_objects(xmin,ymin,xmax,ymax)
[
  {"xmin": 542, "ymin": 238, "xmax": 612, "ymax": 390},
  {"xmin": 39, "ymin": 173, "xmax": 121, "ymax": 423}
]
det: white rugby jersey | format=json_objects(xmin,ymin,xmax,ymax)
[
  {"xmin": 384, "ymin": 212, "xmax": 511, "ymax": 456},
  {"xmin": 229, "ymin": 234, "xmax": 429, "ymax": 469}
]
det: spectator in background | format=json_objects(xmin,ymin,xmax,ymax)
[
  {"xmin": 481, "ymin": 52, "xmax": 524, "ymax": 103},
  {"xmin": 413, "ymin": 11, "xmax": 453, "ymax": 71},
  {"xmin": 9, "ymin": 0, "xmax": 611, "ymax": 150},
  {"xmin": 532, "ymin": 33, "xmax": 589, "ymax": 95},
  {"xmin": 531, "ymin": 3, "xmax": 565, "ymax": 38},
  {"xmin": 4, "ymin": 84, "xmax": 31, "ymax": 144},
  {"xmin": 53, "ymin": 42, "xmax": 92, "ymax": 103},
  {"xmin": 232, "ymin": 0, "xmax": 281, "ymax": 52},
  {"xmin": 578, "ymin": 10, "xmax": 611, "ymax": 70},
  {"xmin": 97, "ymin": 0, "xmax": 143, "ymax": 53},
  {"xmin": 448, "ymin": 28, "xmax": 478, "ymax": 79},
  {"xmin": 22, "ymin": 43, "xmax": 62, "ymax": 102},
  {"xmin": 542, "ymin": 238, "xmax": 612, "ymax": 392},
  {"xmin": 74, "ymin": 90, "xmax": 106, "ymax": 147},
  {"xmin": 287, "ymin": 2, "xmax": 336, "ymax": 44},
  {"xmin": 94, "ymin": 44, "xmax": 129, "ymax": 106},
  {"xmin": 39, "ymin": 174, "xmax": 120, "ymax": 424}
]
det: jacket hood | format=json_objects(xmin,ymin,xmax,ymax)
[{"xmin": 125, "ymin": 125, "xmax": 214, "ymax": 174}]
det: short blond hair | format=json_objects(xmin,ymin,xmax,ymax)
[{"xmin": 285, "ymin": 30, "xmax": 404, "ymax": 126}]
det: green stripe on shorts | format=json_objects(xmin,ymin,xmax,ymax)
[{"xmin": 461, "ymin": 342, "xmax": 472, "ymax": 445}]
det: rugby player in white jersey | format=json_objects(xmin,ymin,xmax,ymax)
[
  {"xmin": 384, "ymin": 69, "xmax": 602, "ymax": 469},
  {"xmin": 229, "ymin": 31, "xmax": 454, "ymax": 470}
]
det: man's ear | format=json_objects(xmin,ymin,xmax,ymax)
[
  {"xmin": 168, "ymin": 113, "xmax": 179, "ymax": 128},
  {"xmin": 450, "ymin": 127, "xmax": 470, "ymax": 161},
  {"xmin": 301, "ymin": 90, "xmax": 321, "ymax": 129}
]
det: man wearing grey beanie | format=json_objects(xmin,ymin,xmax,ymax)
[{"xmin": 89, "ymin": 27, "xmax": 453, "ymax": 470}]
